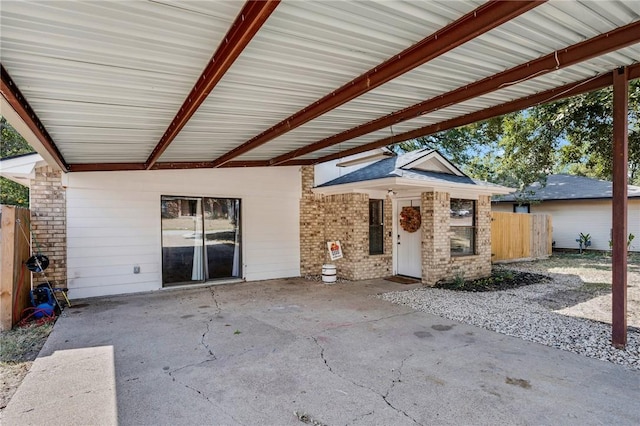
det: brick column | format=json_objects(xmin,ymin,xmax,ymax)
[
  {"xmin": 30, "ymin": 166, "xmax": 66, "ymax": 288},
  {"xmin": 421, "ymin": 191, "xmax": 451, "ymax": 286},
  {"xmin": 299, "ymin": 166, "xmax": 324, "ymax": 276},
  {"xmin": 474, "ymin": 195, "xmax": 492, "ymax": 274}
]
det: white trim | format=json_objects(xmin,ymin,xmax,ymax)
[
  {"xmin": 400, "ymin": 151, "xmax": 465, "ymax": 176},
  {"xmin": 336, "ymin": 148, "xmax": 394, "ymax": 167},
  {"xmin": 1, "ymin": 96, "xmax": 62, "ymax": 171},
  {"xmin": 0, "ymin": 153, "xmax": 46, "ymax": 186},
  {"xmin": 313, "ymin": 176, "xmax": 513, "ymax": 197}
]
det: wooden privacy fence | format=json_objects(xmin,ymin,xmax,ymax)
[
  {"xmin": 1, "ymin": 205, "xmax": 32, "ymax": 331},
  {"xmin": 491, "ymin": 212, "xmax": 553, "ymax": 262}
]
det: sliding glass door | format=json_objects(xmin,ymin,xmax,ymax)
[
  {"xmin": 203, "ymin": 198, "xmax": 241, "ymax": 279},
  {"xmin": 161, "ymin": 196, "xmax": 241, "ymax": 286}
]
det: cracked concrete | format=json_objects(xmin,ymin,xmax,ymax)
[
  {"xmin": 313, "ymin": 336, "xmax": 420, "ymax": 425},
  {"xmin": 381, "ymin": 355, "xmax": 419, "ymax": 426},
  {"xmin": 2, "ymin": 278, "xmax": 639, "ymax": 425}
]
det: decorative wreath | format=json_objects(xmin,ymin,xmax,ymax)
[{"xmin": 400, "ymin": 206, "xmax": 421, "ymax": 233}]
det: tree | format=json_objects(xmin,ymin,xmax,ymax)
[
  {"xmin": 1, "ymin": 116, "xmax": 34, "ymax": 207},
  {"xmin": 550, "ymin": 80, "xmax": 640, "ymax": 184},
  {"xmin": 394, "ymin": 79, "xmax": 640, "ymax": 193}
]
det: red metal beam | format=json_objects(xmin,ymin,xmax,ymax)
[
  {"xmin": 67, "ymin": 158, "xmax": 314, "ymax": 172},
  {"xmin": 1, "ymin": 64, "xmax": 69, "ymax": 171},
  {"xmin": 144, "ymin": 0, "xmax": 280, "ymax": 169},
  {"xmin": 316, "ymin": 63, "xmax": 640, "ymax": 163},
  {"xmin": 152, "ymin": 162, "xmax": 216, "ymax": 170},
  {"xmin": 69, "ymin": 163, "xmax": 146, "ymax": 172},
  {"xmin": 612, "ymin": 66, "xmax": 628, "ymax": 348},
  {"xmin": 210, "ymin": 0, "xmax": 544, "ymax": 167},
  {"xmin": 219, "ymin": 159, "xmax": 314, "ymax": 168},
  {"xmin": 276, "ymin": 20, "xmax": 640, "ymax": 165}
]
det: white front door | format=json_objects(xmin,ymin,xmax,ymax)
[{"xmin": 397, "ymin": 199, "xmax": 422, "ymax": 278}]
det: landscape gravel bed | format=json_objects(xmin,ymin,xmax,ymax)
[{"xmin": 381, "ymin": 257, "xmax": 640, "ymax": 370}]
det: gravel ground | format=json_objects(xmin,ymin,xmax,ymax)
[{"xmin": 381, "ymin": 252, "xmax": 640, "ymax": 370}]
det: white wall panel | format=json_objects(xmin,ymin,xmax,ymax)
[{"xmin": 66, "ymin": 167, "xmax": 301, "ymax": 298}]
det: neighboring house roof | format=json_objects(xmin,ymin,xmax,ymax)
[
  {"xmin": 493, "ymin": 174, "xmax": 640, "ymax": 202},
  {"xmin": 0, "ymin": 152, "xmax": 45, "ymax": 186},
  {"xmin": 316, "ymin": 148, "xmax": 512, "ymax": 195}
]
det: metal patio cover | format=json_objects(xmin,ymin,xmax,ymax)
[{"xmin": 1, "ymin": 0, "xmax": 639, "ymax": 172}]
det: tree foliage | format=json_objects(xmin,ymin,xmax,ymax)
[
  {"xmin": 394, "ymin": 80, "xmax": 640, "ymax": 193},
  {"xmin": 1, "ymin": 116, "xmax": 34, "ymax": 207}
]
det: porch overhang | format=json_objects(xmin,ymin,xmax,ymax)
[
  {"xmin": 1, "ymin": 1, "xmax": 638, "ymax": 171},
  {"xmin": 312, "ymin": 176, "xmax": 514, "ymax": 199},
  {"xmin": 0, "ymin": 153, "xmax": 46, "ymax": 186}
]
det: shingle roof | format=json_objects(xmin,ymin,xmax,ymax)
[
  {"xmin": 317, "ymin": 148, "xmax": 495, "ymax": 188},
  {"xmin": 494, "ymin": 174, "xmax": 640, "ymax": 202}
]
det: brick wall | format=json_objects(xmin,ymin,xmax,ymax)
[
  {"xmin": 421, "ymin": 192, "xmax": 492, "ymax": 286},
  {"xmin": 29, "ymin": 166, "xmax": 66, "ymax": 288},
  {"xmin": 299, "ymin": 166, "xmax": 392, "ymax": 280},
  {"xmin": 300, "ymin": 166, "xmax": 325, "ymax": 275}
]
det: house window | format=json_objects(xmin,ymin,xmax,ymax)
[
  {"xmin": 450, "ymin": 198, "xmax": 475, "ymax": 256},
  {"xmin": 369, "ymin": 199, "xmax": 384, "ymax": 255},
  {"xmin": 513, "ymin": 204, "xmax": 530, "ymax": 213}
]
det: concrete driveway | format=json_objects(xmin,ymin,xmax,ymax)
[{"xmin": 2, "ymin": 278, "xmax": 639, "ymax": 425}]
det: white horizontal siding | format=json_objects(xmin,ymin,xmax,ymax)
[
  {"xmin": 66, "ymin": 167, "xmax": 301, "ymax": 299},
  {"xmin": 532, "ymin": 199, "xmax": 640, "ymax": 252},
  {"xmin": 493, "ymin": 199, "xmax": 640, "ymax": 252}
]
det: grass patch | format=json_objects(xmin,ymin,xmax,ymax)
[
  {"xmin": 436, "ymin": 269, "xmax": 550, "ymax": 292},
  {"xmin": 0, "ymin": 322, "xmax": 53, "ymax": 363},
  {"xmin": 579, "ymin": 282, "xmax": 611, "ymax": 293}
]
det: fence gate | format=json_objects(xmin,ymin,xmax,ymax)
[
  {"xmin": 491, "ymin": 212, "xmax": 552, "ymax": 262},
  {"xmin": 1, "ymin": 205, "xmax": 32, "ymax": 330}
]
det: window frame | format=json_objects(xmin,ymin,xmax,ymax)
[
  {"xmin": 450, "ymin": 198, "xmax": 476, "ymax": 257},
  {"xmin": 513, "ymin": 203, "xmax": 530, "ymax": 213},
  {"xmin": 368, "ymin": 199, "xmax": 384, "ymax": 255}
]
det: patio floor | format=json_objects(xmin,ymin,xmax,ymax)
[{"xmin": 2, "ymin": 278, "xmax": 639, "ymax": 425}]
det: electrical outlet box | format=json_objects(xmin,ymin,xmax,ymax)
[{"xmin": 133, "ymin": 265, "xmax": 140, "ymax": 274}]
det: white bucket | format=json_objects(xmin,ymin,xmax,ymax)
[{"xmin": 322, "ymin": 264, "xmax": 337, "ymax": 283}]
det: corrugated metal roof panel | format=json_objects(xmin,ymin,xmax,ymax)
[
  {"xmin": 292, "ymin": 47, "xmax": 640, "ymax": 162},
  {"xmin": 158, "ymin": 0, "xmax": 484, "ymax": 161},
  {"xmin": 232, "ymin": 1, "xmax": 640, "ymax": 162},
  {"xmin": 1, "ymin": 1, "xmax": 638, "ymax": 166},
  {"xmin": 1, "ymin": 0, "xmax": 245, "ymax": 162}
]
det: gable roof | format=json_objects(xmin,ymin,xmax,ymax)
[
  {"xmin": 494, "ymin": 174, "xmax": 640, "ymax": 202},
  {"xmin": 317, "ymin": 148, "xmax": 507, "ymax": 193}
]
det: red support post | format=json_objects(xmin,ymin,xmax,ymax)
[{"xmin": 611, "ymin": 67, "xmax": 628, "ymax": 348}]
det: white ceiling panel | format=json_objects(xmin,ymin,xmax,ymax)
[
  {"xmin": 292, "ymin": 47, "xmax": 640, "ymax": 162},
  {"xmin": 232, "ymin": 1, "xmax": 640, "ymax": 162},
  {"xmin": 1, "ymin": 0, "xmax": 245, "ymax": 163},
  {"xmin": 1, "ymin": 1, "xmax": 638, "ymax": 167},
  {"xmin": 158, "ymin": 0, "xmax": 483, "ymax": 161}
]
